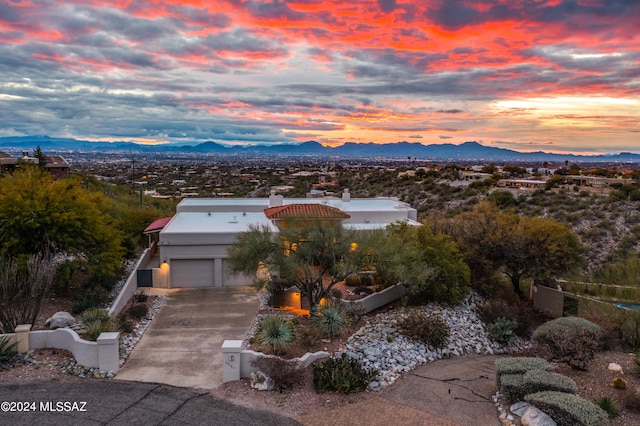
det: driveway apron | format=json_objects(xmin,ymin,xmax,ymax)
[{"xmin": 116, "ymin": 287, "xmax": 260, "ymax": 390}]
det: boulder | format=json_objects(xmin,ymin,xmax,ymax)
[
  {"xmin": 250, "ymin": 371, "xmax": 274, "ymax": 391},
  {"xmin": 45, "ymin": 311, "xmax": 76, "ymax": 330},
  {"xmin": 608, "ymin": 362, "xmax": 624, "ymax": 374},
  {"xmin": 521, "ymin": 406, "xmax": 557, "ymax": 426}
]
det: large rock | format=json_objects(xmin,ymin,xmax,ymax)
[
  {"xmin": 521, "ymin": 406, "xmax": 557, "ymax": 426},
  {"xmin": 250, "ymin": 371, "xmax": 274, "ymax": 391},
  {"xmin": 45, "ymin": 311, "xmax": 76, "ymax": 330}
]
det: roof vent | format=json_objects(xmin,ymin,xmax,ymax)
[
  {"xmin": 208, "ymin": 211, "xmax": 211, "ymax": 216},
  {"xmin": 229, "ymin": 216, "xmax": 238, "ymax": 223}
]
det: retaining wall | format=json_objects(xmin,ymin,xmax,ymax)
[
  {"xmin": 221, "ymin": 340, "xmax": 329, "ymax": 383},
  {"xmin": 109, "ymin": 248, "xmax": 152, "ymax": 317},
  {"xmin": 2, "ymin": 325, "xmax": 119, "ymax": 372}
]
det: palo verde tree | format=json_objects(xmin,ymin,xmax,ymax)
[
  {"xmin": 446, "ymin": 201, "xmax": 582, "ymax": 297},
  {"xmin": 0, "ymin": 166, "xmax": 125, "ymax": 300},
  {"xmin": 379, "ymin": 222, "xmax": 470, "ymax": 305},
  {"xmin": 228, "ymin": 220, "xmax": 377, "ymax": 316}
]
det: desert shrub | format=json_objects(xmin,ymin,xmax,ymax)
[
  {"xmin": 532, "ymin": 317, "xmax": 604, "ymax": 370},
  {"xmin": 500, "ymin": 370, "xmax": 577, "ymax": 402},
  {"xmin": 487, "ymin": 317, "xmax": 518, "ymax": 344},
  {"xmin": 0, "ymin": 335, "xmax": 18, "ymax": 363},
  {"xmin": 314, "ymin": 301, "xmax": 347, "ymax": 339},
  {"xmin": 251, "ymin": 356, "xmax": 304, "ymax": 389},
  {"xmin": 330, "ymin": 288, "xmax": 343, "ymax": 299},
  {"xmin": 313, "ymin": 353, "xmax": 378, "ymax": 394},
  {"xmin": 252, "ymin": 315, "xmax": 297, "ymax": 355},
  {"xmin": 400, "ymin": 310, "xmax": 449, "ymax": 348},
  {"xmin": 70, "ymin": 298, "xmax": 100, "ymax": 315},
  {"xmin": 625, "ymin": 389, "xmax": 640, "ymax": 412},
  {"xmin": 478, "ymin": 298, "xmax": 545, "ymax": 338},
  {"xmin": 80, "ymin": 308, "xmax": 111, "ymax": 325},
  {"xmin": 525, "ymin": 391, "xmax": 607, "ymax": 426},
  {"xmin": 358, "ymin": 273, "xmax": 375, "ymax": 287},
  {"xmin": 342, "ymin": 302, "xmax": 366, "ymax": 324},
  {"xmin": 117, "ymin": 315, "xmax": 134, "ymax": 333},
  {"xmin": 610, "ymin": 377, "xmax": 627, "ymax": 390},
  {"xmin": 127, "ymin": 303, "xmax": 148, "ymax": 320},
  {"xmin": 80, "ymin": 309, "xmax": 118, "ymax": 341},
  {"xmin": 345, "ymin": 274, "xmax": 361, "ymax": 287},
  {"xmin": 297, "ymin": 321, "xmax": 325, "ymax": 350},
  {"xmin": 594, "ymin": 396, "xmax": 618, "ymax": 418},
  {"xmin": 495, "ymin": 357, "xmax": 553, "ymax": 386},
  {"xmin": 132, "ymin": 290, "xmax": 148, "ymax": 304}
]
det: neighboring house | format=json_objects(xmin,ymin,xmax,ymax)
[
  {"xmin": 0, "ymin": 151, "xmax": 69, "ymax": 177},
  {"xmin": 143, "ymin": 189, "xmax": 419, "ymax": 289},
  {"xmin": 497, "ymin": 179, "xmax": 547, "ymax": 189}
]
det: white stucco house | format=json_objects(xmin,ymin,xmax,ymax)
[{"xmin": 143, "ymin": 189, "xmax": 419, "ymax": 289}]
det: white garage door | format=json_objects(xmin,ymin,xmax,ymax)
[
  {"xmin": 171, "ymin": 259, "xmax": 214, "ymax": 288},
  {"xmin": 222, "ymin": 259, "xmax": 251, "ymax": 287}
]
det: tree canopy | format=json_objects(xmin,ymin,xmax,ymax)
[
  {"xmin": 0, "ymin": 166, "xmax": 125, "ymax": 280},
  {"xmin": 443, "ymin": 201, "xmax": 582, "ymax": 296}
]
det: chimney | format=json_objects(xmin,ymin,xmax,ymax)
[
  {"xmin": 342, "ymin": 188, "xmax": 350, "ymax": 202},
  {"xmin": 269, "ymin": 189, "xmax": 283, "ymax": 207}
]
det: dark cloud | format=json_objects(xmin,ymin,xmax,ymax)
[
  {"xmin": 377, "ymin": 0, "xmax": 396, "ymax": 13},
  {"xmin": 246, "ymin": 0, "xmax": 305, "ymax": 20}
]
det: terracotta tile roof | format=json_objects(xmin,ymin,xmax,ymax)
[
  {"xmin": 264, "ymin": 204, "xmax": 350, "ymax": 220},
  {"xmin": 144, "ymin": 216, "xmax": 173, "ymax": 233}
]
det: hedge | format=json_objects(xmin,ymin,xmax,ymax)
[
  {"xmin": 495, "ymin": 357, "xmax": 553, "ymax": 386},
  {"xmin": 525, "ymin": 391, "xmax": 607, "ymax": 426},
  {"xmin": 500, "ymin": 370, "xmax": 577, "ymax": 402}
]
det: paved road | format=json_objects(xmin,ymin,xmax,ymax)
[
  {"xmin": 116, "ymin": 287, "xmax": 260, "ymax": 389},
  {"xmin": 0, "ymin": 380, "xmax": 299, "ymax": 426}
]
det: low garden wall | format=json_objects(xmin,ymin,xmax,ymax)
[
  {"xmin": 221, "ymin": 339, "xmax": 329, "ymax": 383},
  {"xmin": 282, "ymin": 283, "xmax": 407, "ymax": 313},
  {"xmin": 1, "ymin": 325, "xmax": 119, "ymax": 372},
  {"xmin": 109, "ymin": 248, "xmax": 152, "ymax": 317},
  {"xmin": 532, "ymin": 284, "xmax": 640, "ymax": 347}
]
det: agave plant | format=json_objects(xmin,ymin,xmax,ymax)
[
  {"xmin": 315, "ymin": 300, "xmax": 347, "ymax": 339},
  {"xmin": 253, "ymin": 314, "xmax": 297, "ymax": 355}
]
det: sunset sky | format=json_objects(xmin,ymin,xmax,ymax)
[{"xmin": 0, "ymin": 0, "xmax": 638, "ymax": 154}]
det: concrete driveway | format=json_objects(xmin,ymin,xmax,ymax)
[{"xmin": 116, "ymin": 287, "xmax": 260, "ymax": 390}]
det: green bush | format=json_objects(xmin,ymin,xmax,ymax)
[
  {"xmin": 500, "ymin": 370, "xmax": 577, "ymax": 402},
  {"xmin": 345, "ymin": 274, "xmax": 361, "ymax": 287},
  {"xmin": 400, "ymin": 310, "xmax": 449, "ymax": 349},
  {"xmin": 532, "ymin": 317, "xmax": 604, "ymax": 370},
  {"xmin": 594, "ymin": 396, "xmax": 618, "ymax": 418},
  {"xmin": 80, "ymin": 308, "xmax": 112, "ymax": 325},
  {"xmin": 313, "ymin": 353, "xmax": 378, "ymax": 394},
  {"xmin": 127, "ymin": 303, "xmax": 148, "ymax": 320},
  {"xmin": 132, "ymin": 290, "xmax": 148, "ymax": 304},
  {"xmin": 525, "ymin": 391, "xmax": 607, "ymax": 426},
  {"xmin": 252, "ymin": 315, "xmax": 297, "ymax": 355},
  {"xmin": 495, "ymin": 357, "xmax": 553, "ymax": 385},
  {"xmin": 487, "ymin": 317, "xmax": 518, "ymax": 344},
  {"xmin": 70, "ymin": 298, "xmax": 100, "ymax": 315},
  {"xmin": 0, "ymin": 335, "xmax": 18, "ymax": 363},
  {"xmin": 314, "ymin": 301, "xmax": 346, "ymax": 339}
]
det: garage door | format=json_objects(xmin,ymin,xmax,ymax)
[
  {"xmin": 170, "ymin": 259, "xmax": 214, "ymax": 288},
  {"xmin": 222, "ymin": 259, "xmax": 251, "ymax": 287}
]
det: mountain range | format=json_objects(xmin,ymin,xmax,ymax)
[{"xmin": 1, "ymin": 135, "xmax": 639, "ymax": 163}]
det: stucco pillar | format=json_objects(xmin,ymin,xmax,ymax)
[
  {"xmin": 15, "ymin": 324, "xmax": 31, "ymax": 353},
  {"xmin": 222, "ymin": 340, "xmax": 243, "ymax": 383},
  {"xmin": 97, "ymin": 332, "xmax": 120, "ymax": 372}
]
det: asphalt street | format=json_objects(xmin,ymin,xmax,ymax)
[{"xmin": 0, "ymin": 379, "xmax": 300, "ymax": 426}]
